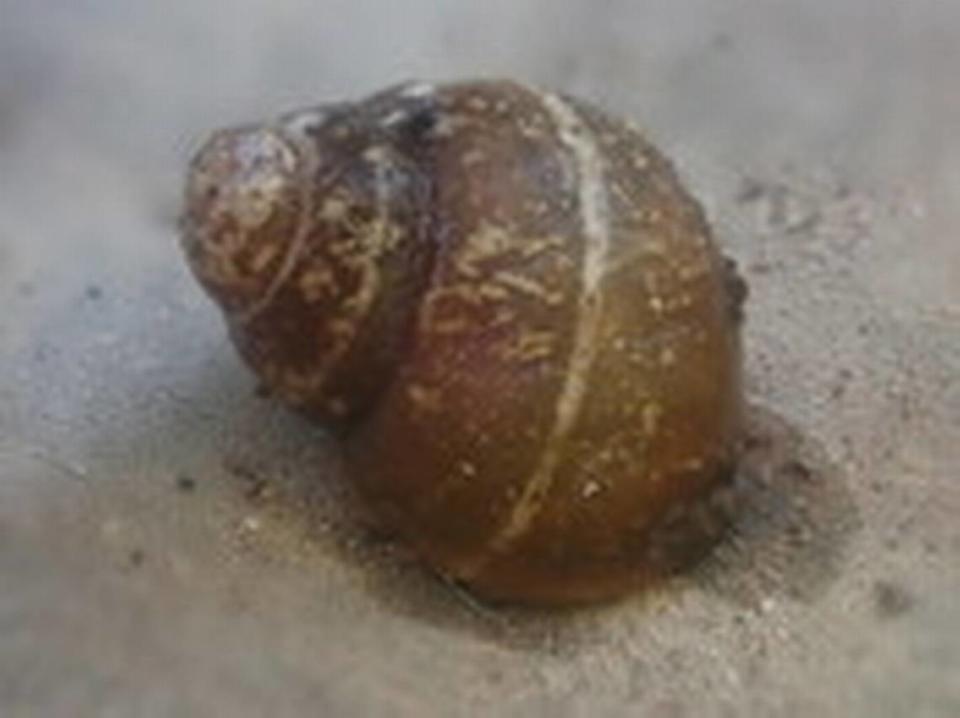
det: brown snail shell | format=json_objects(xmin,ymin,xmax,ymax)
[{"xmin": 181, "ymin": 79, "xmax": 746, "ymax": 605}]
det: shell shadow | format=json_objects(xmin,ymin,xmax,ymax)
[
  {"xmin": 693, "ymin": 403, "xmax": 863, "ymax": 607},
  {"xmin": 92, "ymin": 300, "xmax": 859, "ymax": 655}
]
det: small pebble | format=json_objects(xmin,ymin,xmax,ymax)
[
  {"xmin": 175, "ymin": 475, "xmax": 197, "ymax": 493},
  {"xmin": 873, "ymin": 580, "xmax": 913, "ymax": 619}
]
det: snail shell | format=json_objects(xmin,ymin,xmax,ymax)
[{"xmin": 181, "ymin": 80, "xmax": 745, "ymax": 605}]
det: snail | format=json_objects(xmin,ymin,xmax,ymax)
[{"xmin": 180, "ymin": 79, "xmax": 746, "ymax": 605}]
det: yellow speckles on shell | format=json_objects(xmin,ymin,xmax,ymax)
[
  {"xmin": 491, "ymin": 307, "xmax": 517, "ymax": 327},
  {"xmin": 521, "ymin": 234, "xmax": 565, "ymax": 258},
  {"xmin": 202, "ymin": 129, "xmax": 296, "ymax": 231},
  {"xmin": 581, "ymin": 480, "xmax": 603, "ymax": 499},
  {"xmin": 362, "ymin": 145, "xmax": 391, "ymax": 164},
  {"xmin": 596, "ymin": 447, "xmax": 616, "ymax": 465},
  {"xmin": 453, "ymin": 223, "xmax": 518, "ymax": 278},
  {"xmin": 183, "ymin": 129, "xmax": 304, "ymax": 294},
  {"xmin": 250, "ymin": 243, "xmax": 281, "ymax": 274},
  {"xmin": 677, "ymin": 258, "xmax": 710, "ymax": 282},
  {"xmin": 189, "ymin": 237, "xmax": 244, "ymax": 285},
  {"xmin": 428, "ymin": 113, "xmax": 472, "ymax": 139},
  {"xmin": 232, "ymin": 183, "xmax": 285, "ymax": 229},
  {"xmin": 514, "ymin": 111, "xmax": 553, "ymax": 142},
  {"xmin": 327, "ymin": 317, "xmax": 356, "ymax": 339},
  {"xmin": 659, "ymin": 347, "xmax": 677, "ymax": 367},
  {"xmin": 408, "ymin": 384, "xmax": 443, "ymax": 412},
  {"xmin": 682, "ymin": 457, "xmax": 705, "ymax": 472},
  {"xmin": 419, "ymin": 284, "xmax": 500, "ymax": 334},
  {"xmin": 314, "ymin": 187, "xmax": 406, "ymax": 314},
  {"xmin": 428, "ymin": 315, "xmax": 472, "ymax": 336},
  {"xmin": 518, "ymin": 123, "xmax": 547, "ymax": 141},
  {"xmin": 461, "ymin": 148, "xmax": 487, "ymax": 168},
  {"xmin": 641, "ymin": 240, "xmax": 668, "ymax": 258},
  {"xmin": 497, "ymin": 328, "xmax": 557, "ymax": 364},
  {"xmin": 320, "ymin": 197, "xmax": 352, "ymax": 223},
  {"xmin": 421, "ymin": 223, "xmax": 568, "ymax": 337},
  {"xmin": 476, "ymin": 282, "xmax": 511, "ymax": 301},
  {"xmin": 492, "ymin": 270, "xmax": 563, "ymax": 306},
  {"xmin": 453, "ymin": 223, "xmax": 566, "ymax": 294},
  {"xmin": 299, "ymin": 264, "xmax": 337, "ymax": 301},
  {"xmin": 466, "ymin": 96, "xmax": 489, "ymax": 112},
  {"xmin": 268, "ymin": 176, "xmax": 409, "ymax": 403}
]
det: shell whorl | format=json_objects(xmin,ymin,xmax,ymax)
[{"xmin": 182, "ymin": 91, "xmax": 439, "ymax": 424}]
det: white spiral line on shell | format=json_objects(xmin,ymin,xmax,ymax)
[{"xmin": 470, "ymin": 91, "xmax": 612, "ymax": 571}]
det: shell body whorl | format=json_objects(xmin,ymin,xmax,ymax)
[{"xmin": 181, "ymin": 80, "xmax": 745, "ymax": 605}]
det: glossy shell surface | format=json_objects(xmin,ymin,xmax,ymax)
[{"xmin": 182, "ymin": 80, "xmax": 745, "ymax": 604}]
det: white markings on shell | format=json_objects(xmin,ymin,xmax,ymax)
[
  {"xmin": 399, "ymin": 82, "xmax": 436, "ymax": 99},
  {"xmin": 340, "ymin": 144, "xmax": 399, "ymax": 322},
  {"xmin": 380, "ymin": 82, "xmax": 438, "ymax": 127},
  {"xmin": 281, "ymin": 108, "xmax": 331, "ymax": 138},
  {"xmin": 467, "ymin": 90, "xmax": 613, "ymax": 570},
  {"xmin": 186, "ymin": 127, "xmax": 300, "ymax": 290},
  {"xmin": 198, "ymin": 129, "xmax": 296, "ymax": 231},
  {"xmin": 235, "ymin": 125, "xmax": 320, "ymax": 323},
  {"xmin": 381, "ymin": 108, "xmax": 410, "ymax": 127},
  {"xmin": 278, "ymin": 143, "xmax": 406, "ymax": 404},
  {"xmin": 419, "ymin": 222, "xmax": 566, "ymax": 338}
]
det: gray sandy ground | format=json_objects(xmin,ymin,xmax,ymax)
[{"xmin": 1, "ymin": 1, "xmax": 958, "ymax": 716}]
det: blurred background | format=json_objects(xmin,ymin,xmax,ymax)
[{"xmin": 1, "ymin": 1, "xmax": 958, "ymax": 716}]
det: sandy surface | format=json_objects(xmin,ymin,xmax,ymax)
[{"xmin": 1, "ymin": 1, "xmax": 958, "ymax": 715}]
